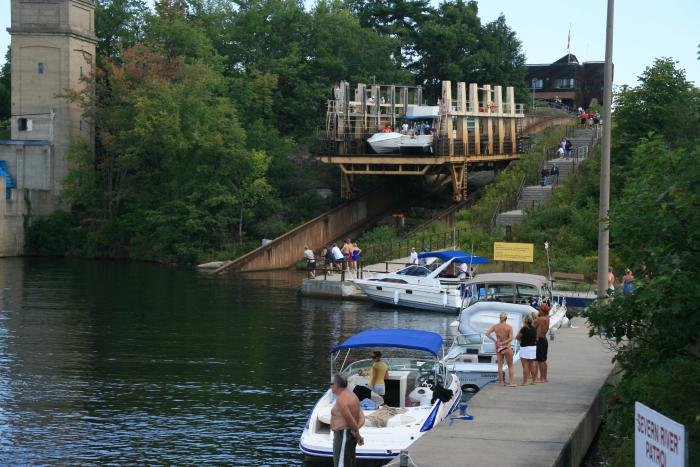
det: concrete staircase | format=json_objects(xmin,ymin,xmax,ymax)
[{"xmin": 495, "ymin": 126, "xmax": 598, "ymax": 229}]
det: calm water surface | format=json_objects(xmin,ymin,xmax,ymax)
[{"xmin": 0, "ymin": 258, "xmax": 455, "ymax": 465}]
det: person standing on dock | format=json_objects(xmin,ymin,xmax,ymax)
[
  {"xmin": 516, "ymin": 314, "xmax": 537, "ymax": 385},
  {"xmin": 607, "ymin": 267, "xmax": 616, "ymax": 296},
  {"xmin": 331, "ymin": 243, "xmax": 345, "ymax": 271},
  {"xmin": 534, "ymin": 306, "xmax": 550, "ymax": 383},
  {"xmin": 485, "ymin": 312, "xmax": 517, "ymax": 387},
  {"xmin": 351, "ymin": 243, "xmax": 361, "ymax": 277},
  {"xmin": 303, "ymin": 246, "xmax": 316, "ymax": 279},
  {"xmin": 409, "ymin": 247, "xmax": 418, "ymax": 265},
  {"xmin": 330, "ymin": 373, "xmax": 365, "ymax": 467}
]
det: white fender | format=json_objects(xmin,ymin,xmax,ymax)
[
  {"xmin": 442, "ymin": 291, "xmax": 448, "ymax": 306},
  {"xmin": 393, "ymin": 290, "xmax": 400, "ymax": 304}
]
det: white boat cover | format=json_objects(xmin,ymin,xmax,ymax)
[{"xmin": 457, "ymin": 301, "xmax": 536, "ymax": 335}]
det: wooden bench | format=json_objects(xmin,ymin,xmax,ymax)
[{"xmin": 552, "ymin": 272, "xmax": 586, "ymax": 283}]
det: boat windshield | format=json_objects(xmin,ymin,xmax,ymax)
[
  {"xmin": 395, "ymin": 265, "xmax": 432, "ymax": 277},
  {"xmin": 340, "ymin": 357, "xmax": 440, "ymax": 375}
]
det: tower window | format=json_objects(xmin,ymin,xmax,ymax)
[
  {"xmin": 38, "ymin": 62, "xmax": 44, "ymax": 74},
  {"xmin": 18, "ymin": 118, "xmax": 32, "ymax": 131},
  {"xmin": 79, "ymin": 119, "xmax": 83, "ymax": 131},
  {"xmin": 80, "ymin": 66, "xmax": 83, "ymax": 77}
]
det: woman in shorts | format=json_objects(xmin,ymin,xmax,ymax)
[{"xmin": 517, "ymin": 314, "xmax": 537, "ymax": 385}]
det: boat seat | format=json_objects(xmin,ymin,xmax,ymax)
[
  {"xmin": 458, "ymin": 354, "xmax": 477, "ymax": 364},
  {"xmin": 480, "ymin": 341, "xmax": 496, "ymax": 354}
]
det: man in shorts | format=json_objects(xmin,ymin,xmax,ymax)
[
  {"xmin": 330, "ymin": 373, "xmax": 365, "ymax": 467},
  {"xmin": 534, "ymin": 305, "xmax": 550, "ymax": 383}
]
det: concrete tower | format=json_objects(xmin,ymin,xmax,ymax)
[{"xmin": 0, "ymin": 0, "xmax": 97, "ymax": 256}]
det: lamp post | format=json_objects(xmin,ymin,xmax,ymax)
[{"xmin": 596, "ymin": 0, "xmax": 614, "ymax": 298}]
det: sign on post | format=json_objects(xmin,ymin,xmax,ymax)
[
  {"xmin": 493, "ymin": 242, "xmax": 534, "ymax": 262},
  {"xmin": 635, "ymin": 401, "xmax": 687, "ymax": 467}
]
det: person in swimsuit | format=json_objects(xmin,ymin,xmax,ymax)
[
  {"xmin": 485, "ymin": 312, "xmax": 516, "ymax": 387},
  {"xmin": 330, "ymin": 373, "xmax": 365, "ymax": 467},
  {"xmin": 368, "ymin": 351, "xmax": 389, "ymax": 396},
  {"xmin": 534, "ymin": 305, "xmax": 550, "ymax": 383}
]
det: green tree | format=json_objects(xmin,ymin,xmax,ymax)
[
  {"xmin": 0, "ymin": 47, "xmax": 10, "ymax": 125},
  {"xmin": 95, "ymin": 0, "xmax": 149, "ymax": 60}
]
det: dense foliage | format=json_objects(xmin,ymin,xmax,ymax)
[
  {"xmin": 585, "ymin": 59, "xmax": 700, "ymax": 465},
  {"xmin": 21, "ymin": 0, "xmax": 528, "ymax": 263}
]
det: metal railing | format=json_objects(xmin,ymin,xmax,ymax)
[{"xmin": 360, "ymin": 228, "xmax": 472, "ymax": 266}]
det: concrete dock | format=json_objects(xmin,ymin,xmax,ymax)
[{"xmin": 390, "ymin": 324, "xmax": 617, "ymax": 467}]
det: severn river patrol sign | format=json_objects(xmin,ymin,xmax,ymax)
[{"xmin": 635, "ymin": 402, "xmax": 687, "ymax": 467}]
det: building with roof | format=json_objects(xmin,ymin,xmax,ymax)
[{"xmin": 526, "ymin": 54, "xmax": 606, "ymax": 110}]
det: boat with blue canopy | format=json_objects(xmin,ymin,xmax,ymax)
[
  {"xmin": 353, "ymin": 250, "xmax": 490, "ymax": 312},
  {"xmin": 299, "ymin": 329, "xmax": 461, "ymax": 461}
]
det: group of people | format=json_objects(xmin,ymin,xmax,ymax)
[
  {"xmin": 557, "ymin": 137, "xmax": 573, "ymax": 158},
  {"xmin": 578, "ymin": 107, "xmax": 601, "ymax": 127},
  {"xmin": 485, "ymin": 299, "xmax": 552, "ymax": 387},
  {"xmin": 304, "ymin": 239, "xmax": 362, "ymax": 279},
  {"xmin": 606, "ymin": 267, "xmax": 635, "ymax": 297}
]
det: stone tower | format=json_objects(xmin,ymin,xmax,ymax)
[{"xmin": 0, "ymin": 0, "xmax": 96, "ymax": 256}]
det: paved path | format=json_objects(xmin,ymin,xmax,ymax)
[{"xmin": 392, "ymin": 324, "xmax": 616, "ymax": 467}]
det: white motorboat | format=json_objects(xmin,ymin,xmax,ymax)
[
  {"xmin": 353, "ymin": 250, "xmax": 490, "ymax": 313},
  {"xmin": 444, "ymin": 302, "xmax": 535, "ymax": 394},
  {"xmin": 459, "ymin": 272, "xmax": 568, "ymax": 335},
  {"xmin": 367, "ymin": 132, "xmax": 402, "ymax": 154},
  {"xmin": 299, "ymin": 329, "xmax": 462, "ymax": 462}
]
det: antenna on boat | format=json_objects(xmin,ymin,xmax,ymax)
[{"xmin": 544, "ymin": 241, "xmax": 552, "ymax": 289}]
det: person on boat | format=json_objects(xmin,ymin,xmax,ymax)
[
  {"xmin": 330, "ymin": 373, "xmax": 365, "ymax": 467},
  {"xmin": 303, "ymin": 245, "xmax": 316, "ymax": 279},
  {"xmin": 485, "ymin": 312, "xmax": 517, "ymax": 387},
  {"xmin": 622, "ymin": 268, "xmax": 635, "ymax": 295},
  {"xmin": 458, "ymin": 262, "xmax": 469, "ymax": 280},
  {"xmin": 534, "ymin": 305, "xmax": 550, "ymax": 383},
  {"xmin": 383, "ymin": 125, "xmax": 392, "ymax": 133},
  {"xmin": 516, "ymin": 315, "xmax": 537, "ymax": 385},
  {"xmin": 368, "ymin": 351, "xmax": 389, "ymax": 397}
]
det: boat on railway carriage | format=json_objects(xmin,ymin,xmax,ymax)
[
  {"xmin": 299, "ymin": 329, "xmax": 461, "ymax": 462},
  {"xmin": 366, "ymin": 105, "xmax": 439, "ymax": 155}
]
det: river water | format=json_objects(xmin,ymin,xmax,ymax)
[{"xmin": 0, "ymin": 258, "xmax": 455, "ymax": 465}]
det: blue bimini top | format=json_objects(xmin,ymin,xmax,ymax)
[
  {"xmin": 416, "ymin": 249, "xmax": 490, "ymax": 264},
  {"xmin": 332, "ymin": 329, "xmax": 443, "ymax": 356}
]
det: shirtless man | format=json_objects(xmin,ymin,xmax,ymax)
[
  {"xmin": 485, "ymin": 312, "xmax": 516, "ymax": 387},
  {"xmin": 534, "ymin": 305, "xmax": 551, "ymax": 383},
  {"xmin": 330, "ymin": 373, "xmax": 365, "ymax": 467}
]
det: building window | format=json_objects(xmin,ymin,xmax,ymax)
[
  {"xmin": 80, "ymin": 66, "xmax": 83, "ymax": 77},
  {"xmin": 79, "ymin": 119, "xmax": 83, "ymax": 131},
  {"xmin": 38, "ymin": 62, "xmax": 44, "ymax": 74},
  {"xmin": 556, "ymin": 78, "xmax": 575, "ymax": 89},
  {"xmin": 18, "ymin": 118, "xmax": 32, "ymax": 131},
  {"xmin": 531, "ymin": 78, "xmax": 544, "ymax": 89}
]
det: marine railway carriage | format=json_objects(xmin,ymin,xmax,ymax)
[{"xmin": 316, "ymin": 80, "xmax": 527, "ymax": 201}]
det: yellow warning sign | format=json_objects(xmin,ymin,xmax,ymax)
[{"xmin": 493, "ymin": 242, "xmax": 534, "ymax": 262}]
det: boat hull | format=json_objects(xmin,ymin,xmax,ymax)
[
  {"xmin": 354, "ymin": 280, "xmax": 463, "ymax": 313},
  {"xmin": 300, "ymin": 375, "xmax": 461, "ymax": 460}
]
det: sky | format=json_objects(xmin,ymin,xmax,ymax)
[{"xmin": 0, "ymin": 0, "xmax": 698, "ymax": 88}]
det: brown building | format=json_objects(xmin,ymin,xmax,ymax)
[
  {"xmin": 526, "ymin": 54, "xmax": 606, "ymax": 110},
  {"xmin": 0, "ymin": 0, "xmax": 96, "ymax": 256}
]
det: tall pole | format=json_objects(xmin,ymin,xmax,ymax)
[{"xmin": 596, "ymin": 0, "xmax": 614, "ymax": 298}]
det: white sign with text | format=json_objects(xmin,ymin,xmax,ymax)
[{"xmin": 635, "ymin": 401, "xmax": 687, "ymax": 467}]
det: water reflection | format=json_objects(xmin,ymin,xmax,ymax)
[{"xmin": 0, "ymin": 258, "xmax": 457, "ymax": 464}]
